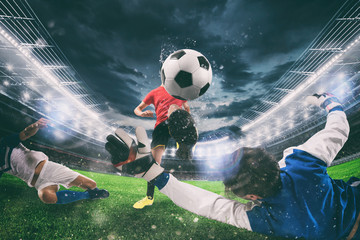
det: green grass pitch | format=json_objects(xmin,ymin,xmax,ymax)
[{"xmin": 0, "ymin": 158, "xmax": 359, "ymax": 240}]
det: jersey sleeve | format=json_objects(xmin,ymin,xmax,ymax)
[
  {"xmin": 159, "ymin": 174, "xmax": 253, "ymax": 230},
  {"xmin": 143, "ymin": 90, "xmax": 154, "ymax": 106},
  {"xmin": 279, "ymin": 110, "xmax": 349, "ymax": 167}
]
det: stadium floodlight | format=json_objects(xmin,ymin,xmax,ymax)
[
  {"xmin": 170, "ymin": 148, "xmax": 176, "ymax": 157},
  {"xmin": 196, "ymin": 148, "xmax": 204, "ymax": 157},
  {"xmin": 86, "ymin": 129, "xmax": 93, "ymax": 136},
  {"xmin": 58, "ymin": 114, "xmax": 66, "ymax": 122},
  {"xmin": 53, "ymin": 129, "xmax": 65, "ymax": 139},
  {"xmin": 58, "ymin": 103, "xmax": 70, "ymax": 114},
  {"xmin": 196, "ymin": 136, "xmax": 229, "ymax": 146},
  {"xmin": 3, "ymin": 80, "xmax": 9, "ymax": 86},
  {"xmin": 0, "ymin": 26, "xmax": 111, "ymax": 141},
  {"xmin": 75, "ymin": 112, "xmax": 82, "ymax": 119},
  {"xmin": 208, "ymin": 163, "xmax": 216, "ymax": 169},
  {"xmin": 242, "ymin": 35, "xmax": 360, "ymax": 132},
  {"xmin": 44, "ymin": 105, "xmax": 51, "ymax": 112},
  {"xmin": 288, "ymin": 110, "xmax": 294, "ymax": 118},
  {"xmin": 337, "ymin": 72, "xmax": 346, "ymax": 79},
  {"xmin": 23, "ymin": 92, "xmax": 30, "ymax": 100},
  {"xmin": 304, "ymin": 112, "xmax": 309, "ymax": 120},
  {"xmin": 44, "ymin": 92, "xmax": 52, "ymax": 99},
  {"xmin": 74, "ymin": 120, "xmax": 80, "ymax": 129},
  {"xmin": 6, "ymin": 64, "xmax": 13, "ymax": 71}
]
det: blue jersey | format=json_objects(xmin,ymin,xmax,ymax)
[
  {"xmin": 157, "ymin": 110, "xmax": 359, "ymax": 239},
  {"xmin": 247, "ymin": 149, "xmax": 360, "ymax": 239}
]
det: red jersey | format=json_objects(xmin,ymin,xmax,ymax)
[{"xmin": 143, "ymin": 86, "xmax": 186, "ymax": 128}]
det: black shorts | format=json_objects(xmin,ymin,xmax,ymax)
[{"xmin": 151, "ymin": 121, "xmax": 171, "ymax": 149}]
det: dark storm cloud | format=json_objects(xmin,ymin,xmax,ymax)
[
  {"xmin": 30, "ymin": 0, "xmax": 230, "ymax": 114},
  {"xmin": 205, "ymin": 61, "xmax": 294, "ymax": 121},
  {"xmin": 30, "ymin": 0, "xmax": 152, "ymax": 114},
  {"xmin": 207, "ymin": 0, "xmax": 344, "ymax": 60},
  {"xmin": 29, "ymin": 0, "xmax": 344, "ymax": 129},
  {"xmin": 205, "ymin": 96, "xmax": 262, "ymax": 119},
  {"xmin": 258, "ymin": 61, "xmax": 295, "ymax": 85}
]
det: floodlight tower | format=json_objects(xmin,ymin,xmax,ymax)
[{"xmin": 0, "ymin": 0, "xmax": 113, "ymax": 143}]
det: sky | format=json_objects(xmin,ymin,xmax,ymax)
[{"xmin": 29, "ymin": 0, "xmax": 345, "ymax": 133}]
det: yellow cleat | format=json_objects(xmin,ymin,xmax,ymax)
[{"xmin": 133, "ymin": 196, "xmax": 154, "ymax": 209}]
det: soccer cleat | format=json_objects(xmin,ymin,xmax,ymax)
[
  {"xmin": 87, "ymin": 188, "xmax": 110, "ymax": 199},
  {"xmin": 133, "ymin": 196, "xmax": 154, "ymax": 209}
]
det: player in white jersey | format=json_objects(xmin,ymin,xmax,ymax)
[
  {"xmin": 0, "ymin": 118, "xmax": 109, "ymax": 204},
  {"xmin": 106, "ymin": 93, "xmax": 360, "ymax": 240}
]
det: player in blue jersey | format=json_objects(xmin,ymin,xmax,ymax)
[
  {"xmin": 0, "ymin": 118, "xmax": 109, "ymax": 204},
  {"xmin": 106, "ymin": 93, "xmax": 360, "ymax": 240}
]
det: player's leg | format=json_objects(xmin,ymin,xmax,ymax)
[
  {"xmin": 167, "ymin": 104, "xmax": 181, "ymax": 117},
  {"xmin": 133, "ymin": 121, "xmax": 169, "ymax": 209},
  {"xmin": 168, "ymin": 109, "xmax": 198, "ymax": 161},
  {"xmin": 68, "ymin": 174, "xmax": 109, "ymax": 199},
  {"xmin": 145, "ymin": 145, "xmax": 165, "ymax": 198},
  {"xmin": 152, "ymin": 145, "xmax": 165, "ymax": 164},
  {"xmin": 38, "ymin": 185, "xmax": 58, "ymax": 204},
  {"xmin": 38, "ymin": 184, "xmax": 91, "ymax": 204},
  {"xmin": 35, "ymin": 161, "xmax": 109, "ymax": 204},
  {"xmin": 68, "ymin": 174, "xmax": 96, "ymax": 190}
]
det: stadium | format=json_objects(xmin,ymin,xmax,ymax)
[{"xmin": 1, "ymin": 0, "xmax": 360, "ymax": 239}]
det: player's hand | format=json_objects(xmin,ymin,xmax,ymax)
[
  {"xmin": 105, "ymin": 127, "xmax": 164, "ymax": 181},
  {"xmin": 35, "ymin": 118, "xmax": 50, "ymax": 129},
  {"xmin": 305, "ymin": 93, "xmax": 343, "ymax": 113},
  {"xmin": 140, "ymin": 110, "xmax": 154, "ymax": 118},
  {"xmin": 23, "ymin": 118, "xmax": 49, "ymax": 138}
]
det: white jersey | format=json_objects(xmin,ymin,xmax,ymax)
[{"xmin": 7, "ymin": 143, "xmax": 48, "ymax": 187}]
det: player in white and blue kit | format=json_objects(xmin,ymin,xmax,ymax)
[
  {"xmin": 1, "ymin": 118, "xmax": 109, "ymax": 204},
  {"xmin": 106, "ymin": 93, "xmax": 360, "ymax": 240}
]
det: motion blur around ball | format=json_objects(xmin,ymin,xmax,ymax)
[{"xmin": 161, "ymin": 49, "xmax": 212, "ymax": 100}]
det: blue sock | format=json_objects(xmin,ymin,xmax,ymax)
[{"xmin": 56, "ymin": 190, "xmax": 90, "ymax": 204}]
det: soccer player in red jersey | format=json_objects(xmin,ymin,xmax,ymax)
[{"xmin": 133, "ymin": 84, "xmax": 190, "ymax": 209}]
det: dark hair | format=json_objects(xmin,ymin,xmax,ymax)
[{"xmin": 223, "ymin": 147, "xmax": 281, "ymax": 198}]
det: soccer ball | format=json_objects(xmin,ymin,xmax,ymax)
[{"xmin": 161, "ymin": 49, "xmax": 212, "ymax": 100}]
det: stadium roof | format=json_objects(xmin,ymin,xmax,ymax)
[
  {"xmin": 240, "ymin": 0, "xmax": 360, "ymax": 129},
  {"xmin": 0, "ymin": 0, "xmax": 112, "ymax": 143},
  {"xmin": 0, "ymin": 0, "xmax": 360, "ymax": 153}
]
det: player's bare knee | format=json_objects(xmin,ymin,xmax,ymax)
[
  {"xmin": 86, "ymin": 179, "xmax": 97, "ymax": 189},
  {"xmin": 70, "ymin": 175, "xmax": 96, "ymax": 189},
  {"xmin": 168, "ymin": 104, "xmax": 180, "ymax": 117},
  {"xmin": 39, "ymin": 190, "xmax": 57, "ymax": 204},
  {"xmin": 80, "ymin": 176, "xmax": 97, "ymax": 189}
]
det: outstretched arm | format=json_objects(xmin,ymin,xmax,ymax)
[
  {"xmin": 297, "ymin": 110, "xmax": 349, "ymax": 166},
  {"xmin": 280, "ymin": 93, "xmax": 349, "ymax": 167},
  {"xmin": 159, "ymin": 174, "xmax": 253, "ymax": 230},
  {"xmin": 182, "ymin": 101, "xmax": 190, "ymax": 113},
  {"xmin": 134, "ymin": 101, "xmax": 153, "ymax": 118},
  {"xmin": 19, "ymin": 118, "xmax": 49, "ymax": 141}
]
